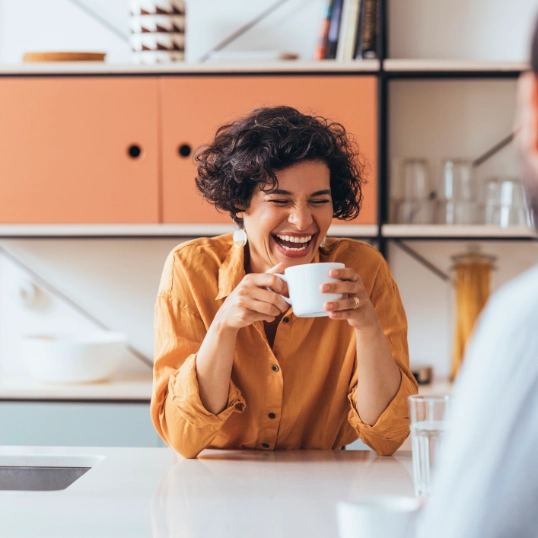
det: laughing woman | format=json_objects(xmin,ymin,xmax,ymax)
[{"xmin": 151, "ymin": 106, "xmax": 418, "ymax": 459}]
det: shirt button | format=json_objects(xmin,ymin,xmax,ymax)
[
  {"xmin": 271, "ymin": 365, "xmax": 279, "ymax": 372},
  {"xmin": 268, "ymin": 413, "xmax": 276, "ymax": 419},
  {"xmin": 283, "ymin": 317, "xmax": 290, "ymax": 324},
  {"xmin": 262, "ymin": 443, "xmax": 270, "ymax": 448}
]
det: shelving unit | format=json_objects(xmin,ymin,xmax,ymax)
[{"xmin": 0, "ymin": 224, "xmax": 379, "ymax": 239}]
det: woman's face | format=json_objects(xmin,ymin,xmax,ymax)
[{"xmin": 242, "ymin": 160, "xmax": 334, "ymax": 274}]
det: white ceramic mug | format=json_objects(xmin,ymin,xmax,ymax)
[
  {"xmin": 274, "ymin": 262, "xmax": 345, "ymax": 317},
  {"xmin": 337, "ymin": 496, "xmax": 422, "ymax": 538}
]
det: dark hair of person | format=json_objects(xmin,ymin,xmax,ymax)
[{"xmin": 194, "ymin": 106, "xmax": 366, "ymax": 227}]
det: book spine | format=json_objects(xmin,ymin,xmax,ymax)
[
  {"xmin": 335, "ymin": 0, "xmax": 351, "ymax": 62},
  {"xmin": 341, "ymin": 0, "xmax": 361, "ymax": 61},
  {"xmin": 359, "ymin": 0, "xmax": 378, "ymax": 59},
  {"xmin": 325, "ymin": 0, "xmax": 344, "ymax": 59},
  {"xmin": 353, "ymin": 0, "xmax": 366, "ymax": 59},
  {"xmin": 314, "ymin": 0, "xmax": 335, "ymax": 61}
]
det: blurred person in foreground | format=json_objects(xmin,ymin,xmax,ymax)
[
  {"xmin": 150, "ymin": 106, "xmax": 417, "ymax": 459},
  {"xmin": 417, "ymin": 20, "xmax": 538, "ymax": 538}
]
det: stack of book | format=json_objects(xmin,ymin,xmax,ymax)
[{"xmin": 314, "ymin": 0, "xmax": 378, "ymax": 61}]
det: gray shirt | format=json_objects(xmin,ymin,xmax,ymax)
[{"xmin": 417, "ymin": 264, "xmax": 538, "ymax": 538}]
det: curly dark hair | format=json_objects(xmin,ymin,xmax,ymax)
[{"xmin": 195, "ymin": 106, "xmax": 366, "ymax": 227}]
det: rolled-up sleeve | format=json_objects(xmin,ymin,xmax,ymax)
[
  {"xmin": 151, "ymin": 294, "xmax": 246, "ymax": 459},
  {"xmin": 347, "ymin": 270, "xmax": 418, "ymax": 455}
]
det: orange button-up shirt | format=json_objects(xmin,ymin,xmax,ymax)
[{"xmin": 151, "ymin": 234, "xmax": 417, "ymax": 459}]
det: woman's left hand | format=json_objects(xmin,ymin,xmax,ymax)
[{"xmin": 321, "ymin": 268, "xmax": 378, "ymax": 331}]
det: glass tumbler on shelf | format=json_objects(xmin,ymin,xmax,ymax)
[
  {"xmin": 408, "ymin": 394, "xmax": 450, "ymax": 498},
  {"xmin": 481, "ymin": 176, "xmax": 532, "ymax": 227},
  {"xmin": 434, "ymin": 159, "xmax": 477, "ymax": 225},
  {"xmin": 390, "ymin": 158, "xmax": 433, "ymax": 224}
]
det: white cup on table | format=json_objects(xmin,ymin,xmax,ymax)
[
  {"xmin": 273, "ymin": 262, "xmax": 345, "ymax": 318},
  {"xmin": 337, "ymin": 496, "xmax": 422, "ymax": 538}
]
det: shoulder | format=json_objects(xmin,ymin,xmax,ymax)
[
  {"xmin": 321, "ymin": 238, "xmax": 392, "ymax": 296},
  {"xmin": 158, "ymin": 234, "xmax": 232, "ymax": 296}
]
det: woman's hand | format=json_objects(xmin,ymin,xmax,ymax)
[
  {"xmin": 321, "ymin": 268, "xmax": 379, "ymax": 331},
  {"xmin": 214, "ymin": 263, "xmax": 290, "ymax": 331}
]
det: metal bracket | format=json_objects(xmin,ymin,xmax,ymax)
[
  {"xmin": 392, "ymin": 240, "xmax": 450, "ymax": 282},
  {"xmin": 0, "ymin": 246, "xmax": 153, "ymax": 368}
]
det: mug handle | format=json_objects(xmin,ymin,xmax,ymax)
[{"xmin": 271, "ymin": 274, "xmax": 292, "ymax": 305}]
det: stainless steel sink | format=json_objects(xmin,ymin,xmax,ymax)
[
  {"xmin": 0, "ymin": 466, "xmax": 90, "ymax": 491},
  {"xmin": 0, "ymin": 454, "xmax": 103, "ymax": 491}
]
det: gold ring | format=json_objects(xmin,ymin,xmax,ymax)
[{"xmin": 352, "ymin": 296, "xmax": 360, "ymax": 309}]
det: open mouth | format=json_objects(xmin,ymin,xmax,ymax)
[{"xmin": 272, "ymin": 233, "xmax": 314, "ymax": 253}]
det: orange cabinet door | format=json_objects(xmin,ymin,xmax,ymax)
[
  {"xmin": 0, "ymin": 77, "xmax": 159, "ymax": 223},
  {"xmin": 160, "ymin": 76, "xmax": 377, "ymax": 225}
]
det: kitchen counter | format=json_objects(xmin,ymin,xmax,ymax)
[{"xmin": 0, "ymin": 446, "xmax": 414, "ymax": 537}]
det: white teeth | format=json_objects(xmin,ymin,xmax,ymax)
[
  {"xmin": 281, "ymin": 243, "xmax": 308, "ymax": 251},
  {"xmin": 275, "ymin": 234, "xmax": 312, "ymax": 243}
]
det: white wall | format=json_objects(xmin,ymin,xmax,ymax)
[
  {"xmin": 0, "ymin": 0, "xmax": 326, "ymax": 64},
  {"xmin": 0, "ymin": 0, "xmax": 537, "ymax": 382},
  {"xmin": 389, "ymin": 0, "xmax": 538, "ymax": 61}
]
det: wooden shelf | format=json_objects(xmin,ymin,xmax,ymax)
[
  {"xmin": 0, "ymin": 60, "xmax": 380, "ymax": 76},
  {"xmin": 382, "ymin": 224, "xmax": 538, "ymax": 239},
  {"xmin": 383, "ymin": 59, "xmax": 528, "ymax": 74},
  {"xmin": 0, "ymin": 223, "xmax": 379, "ymax": 238}
]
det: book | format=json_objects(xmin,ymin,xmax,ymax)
[
  {"xmin": 336, "ymin": 0, "xmax": 362, "ymax": 61},
  {"xmin": 324, "ymin": 0, "xmax": 344, "ymax": 59},
  {"xmin": 314, "ymin": 0, "xmax": 335, "ymax": 60},
  {"xmin": 354, "ymin": 0, "xmax": 378, "ymax": 59}
]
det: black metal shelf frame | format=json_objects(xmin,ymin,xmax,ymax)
[{"xmin": 375, "ymin": 0, "xmax": 530, "ymax": 263}]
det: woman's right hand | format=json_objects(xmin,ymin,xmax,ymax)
[{"xmin": 214, "ymin": 263, "xmax": 290, "ymax": 330}]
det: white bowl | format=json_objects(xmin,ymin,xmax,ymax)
[{"xmin": 19, "ymin": 332, "xmax": 127, "ymax": 384}]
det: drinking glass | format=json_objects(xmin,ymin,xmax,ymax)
[
  {"xmin": 481, "ymin": 176, "xmax": 532, "ymax": 227},
  {"xmin": 408, "ymin": 394, "xmax": 450, "ymax": 497},
  {"xmin": 390, "ymin": 158, "xmax": 433, "ymax": 224},
  {"xmin": 434, "ymin": 159, "xmax": 477, "ymax": 224}
]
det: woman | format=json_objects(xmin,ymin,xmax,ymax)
[{"xmin": 151, "ymin": 106, "xmax": 417, "ymax": 459}]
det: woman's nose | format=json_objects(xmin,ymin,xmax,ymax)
[{"xmin": 288, "ymin": 203, "xmax": 313, "ymax": 229}]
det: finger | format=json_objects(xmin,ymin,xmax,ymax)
[
  {"xmin": 320, "ymin": 281, "xmax": 363, "ymax": 295},
  {"xmin": 248, "ymin": 272, "xmax": 288, "ymax": 295},
  {"xmin": 324, "ymin": 296, "xmax": 361, "ymax": 313},
  {"xmin": 253, "ymin": 287, "xmax": 290, "ymax": 313},
  {"xmin": 329, "ymin": 267, "xmax": 362, "ymax": 283},
  {"xmin": 236, "ymin": 289, "xmax": 285, "ymax": 317},
  {"xmin": 250, "ymin": 297, "xmax": 285, "ymax": 317}
]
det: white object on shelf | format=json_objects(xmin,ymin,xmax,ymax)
[{"xmin": 19, "ymin": 332, "xmax": 128, "ymax": 384}]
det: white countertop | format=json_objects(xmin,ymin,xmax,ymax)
[
  {"xmin": 0, "ymin": 373, "xmax": 153, "ymax": 401},
  {"xmin": 0, "ymin": 445, "xmax": 414, "ymax": 538}
]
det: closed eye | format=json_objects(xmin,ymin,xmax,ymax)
[
  {"xmin": 310, "ymin": 199, "xmax": 331, "ymax": 205},
  {"xmin": 269, "ymin": 199, "xmax": 290, "ymax": 205}
]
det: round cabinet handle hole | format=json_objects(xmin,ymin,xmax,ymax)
[
  {"xmin": 178, "ymin": 144, "xmax": 192, "ymax": 158},
  {"xmin": 128, "ymin": 145, "xmax": 142, "ymax": 158}
]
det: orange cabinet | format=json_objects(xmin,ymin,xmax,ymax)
[
  {"xmin": 160, "ymin": 76, "xmax": 377, "ymax": 225},
  {"xmin": 0, "ymin": 77, "xmax": 159, "ymax": 223}
]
